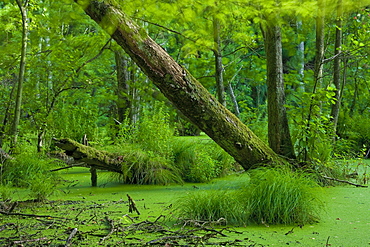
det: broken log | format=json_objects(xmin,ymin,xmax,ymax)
[{"xmin": 53, "ymin": 138, "xmax": 123, "ymax": 174}]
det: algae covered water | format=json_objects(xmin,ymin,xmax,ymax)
[{"xmin": 1, "ymin": 167, "xmax": 370, "ymax": 246}]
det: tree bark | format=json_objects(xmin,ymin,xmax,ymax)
[
  {"xmin": 330, "ymin": 0, "xmax": 343, "ymax": 133},
  {"xmin": 73, "ymin": 0, "xmax": 286, "ymax": 170},
  {"xmin": 314, "ymin": 0, "xmax": 325, "ymax": 88},
  {"xmin": 304, "ymin": 1, "xmax": 325, "ymax": 161},
  {"xmin": 213, "ymin": 17, "xmax": 226, "ymax": 106},
  {"xmin": 12, "ymin": 0, "xmax": 29, "ymax": 148},
  {"xmin": 115, "ymin": 50, "xmax": 132, "ymax": 123},
  {"xmin": 262, "ymin": 23, "xmax": 295, "ymax": 159}
]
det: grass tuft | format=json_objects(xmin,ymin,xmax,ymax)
[
  {"xmin": 243, "ymin": 167, "xmax": 322, "ymax": 225},
  {"xmin": 176, "ymin": 168, "xmax": 323, "ymax": 226},
  {"xmin": 176, "ymin": 189, "xmax": 250, "ymax": 225}
]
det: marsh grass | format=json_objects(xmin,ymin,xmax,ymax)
[
  {"xmin": 176, "ymin": 190, "xmax": 250, "ymax": 225},
  {"xmin": 108, "ymin": 144, "xmax": 183, "ymax": 185},
  {"xmin": 244, "ymin": 167, "xmax": 322, "ymax": 225},
  {"xmin": 0, "ymin": 153, "xmax": 60, "ymax": 201},
  {"xmin": 177, "ymin": 168, "xmax": 323, "ymax": 226}
]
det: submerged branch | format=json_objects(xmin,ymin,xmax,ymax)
[{"xmin": 322, "ymin": 175, "xmax": 368, "ymax": 187}]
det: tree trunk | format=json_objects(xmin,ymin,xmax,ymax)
[
  {"xmin": 314, "ymin": 0, "xmax": 325, "ymax": 88},
  {"xmin": 304, "ymin": 1, "xmax": 325, "ymax": 161},
  {"xmin": 297, "ymin": 20, "xmax": 305, "ymax": 92},
  {"xmin": 12, "ymin": 0, "xmax": 29, "ymax": 149},
  {"xmin": 330, "ymin": 0, "xmax": 343, "ymax": 133},
  {"xmin": 73, "ymin": 0, "xmax": 286, "ymax": 170},
  {"xmin": 262, "ymin": 23, "xmax": 295, "ymax": 159},
  {"xmin": 227, "ymin": 83, "xmax": 240, "ymax": 117},
  {"xmin": 213, "ymin": 17, "xmax": 226, "ymax": 106},
  {"xmin": 114, "ymin": 50, "xmax": 132, "ymax": 123}
]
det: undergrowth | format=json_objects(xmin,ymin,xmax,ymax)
[{"xmin": 0, "ymin": 151, "xmax": 60, "ymax": 201}]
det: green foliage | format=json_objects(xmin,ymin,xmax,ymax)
[
  {"xmin": 28, "ymin": 178, "xmax": 55, "ymax": 202},
  {"xmin": 129, "ymin": 103, "xmax": 173, "ymax": 159},
  {"xmin": 172, "ymin": 138, "xmax": 235, "ymax": 183},
  {"xmin": 111, "ymin": 103, "xmax": 183, "ymax": 185},
  {"xmin": 112, "ymin": 103, "xmax": 235, "ymax": 184},
  {"xmin": 289, "ymin": 87, "xmax": 336, "ymax": 163},
  {"xmin": 0, "ymin": 182, "xmax": 14, "ymax": 201},
  {"xmin": 337, "ymin": 112, "xmax": 370, "ymax": 157},
  {"xmin": 244, "ymin": 168, "xmax": 322, "ymax": 225},
  {"xmin": 50, "ymin": 100, "xmax": 99, "ymax": 142}
]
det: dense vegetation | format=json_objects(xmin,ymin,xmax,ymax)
[{"xmin": 0, "ymin": 1, "xmax": 370, "ymax": 242}]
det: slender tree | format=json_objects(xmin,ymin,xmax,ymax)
[
  {"xmin": 330, "ymin": 0, "xmax": 343, "ymax": 133},
  {"xmin": 12, "ymin": 0, "xmax": 29, "ymax": 149},
  {"xmin": 212, "ymin": 17, "xmax": 226, "ymax": 106},
  {"xmin": 115, "ymin": 50, "xmax": 132, "ymax": 123},
  {"xmin": 261, "ymin": 19, "xmax": 296, "ymax": 159}
]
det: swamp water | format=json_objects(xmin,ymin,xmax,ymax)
[{"xmin": 1, "ymin": 166, "xmax": 370, "ymax": 246}]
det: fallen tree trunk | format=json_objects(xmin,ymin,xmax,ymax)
[
  {"xmin": 53, "ymin": 138, "xmax": 123, "ymax": 174},
  {"xmin": 72, "ymin": 0, "xmax": 286, "ymax": 170}
]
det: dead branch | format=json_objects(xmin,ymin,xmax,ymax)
[
  {"xmin": 99, "ymin": 217, "xmax": 117, "ymax": 244},
  {"xmin": 0, "ymin": 210, "xmax": 65, "ymax": 218},
  {"xmin": 50, "ymin": 163, "xmax": 86, "ymax": 172},
  {"xmin": 0, "ymin": 223, "xmax": 15, "ymax": 232},
  {"xmin": 13, "ymin": 237, "xmax": 48, "ymax": 244},
  {"xmin": 322, "ymin": 175, "xmax": 368, "ymax": 187},
  {"xmin": 127, "ymin": 194, "xmax": 140, "ymax": 215},
  {"xmin": 65, "ymin": 228, "xmax": 78, "ymax": 247}
]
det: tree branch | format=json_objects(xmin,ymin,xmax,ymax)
[{"xmin": 322, "ymin": 175, "xmax": 368, "ymax": 187}]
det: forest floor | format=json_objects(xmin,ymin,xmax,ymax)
[{"xmin": 0, "ymin": 161, "xmax": 370, "ymax": 246}]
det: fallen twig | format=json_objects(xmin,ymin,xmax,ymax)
[
  {"xmin": 0, "ymin": 223, "xmax": 15, "ymax": 232},
  {"xmin": 13, "ymin": 237, "xmax": 48, "ymax": 244},
  {"xmin": 65, "ymin": 228, "xmax": 78, "ymax": 247},
  {"xmin": 127, "ymin": 194, "xmax": 140, "ymax": 215},
  {"xmin": 0, "ymin": 210, "xmax": 64, "ymax": 218},
  {"xmin": 322, "ymin": 175, "xmax": 368, "ymax": 187},
  {"xmin": 99, "ymin": 216, "xmax": 117, "ymax": 244}
]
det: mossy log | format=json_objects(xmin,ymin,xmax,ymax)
[{"xmin": 53, "ymin": 138, "xmax": 123, "ymax": 174}]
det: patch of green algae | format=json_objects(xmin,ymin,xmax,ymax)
[{"xmin": 1, "ymin": 165, "xmax": 370, "ymax": 246}]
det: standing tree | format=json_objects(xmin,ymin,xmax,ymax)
[
  {"xmin": 212, "ymin": 16, "xmax": 226, "ymax": 106},
  {"xmin": 330, "ymin": 0, "xmax": 344, "ymax": 134},
  {"xmin": 261, "ymin": 15, "xmax": 295, "ymax": 159},
  {"xmin": 12, "ymin": 0, "xmax": 29, "ymax": 149}
]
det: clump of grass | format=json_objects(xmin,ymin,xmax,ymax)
[
  {"xmin": 0, "ymin": 153, "xmax": 60, "ymax": 201},
  {"xmin": 109, "ymin": 144, "xmax": 183, "ymax": 185},
  {"xmin": 244, "ymin": 167, "xmax": 322, "ymax": 225},
  {"xmin": 176, "ymin": 190, "xmax": 250, "ymax": 225},
  {"xmin": 176, "ymin": 168, "xmax": 323, "ymax": 226}
]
